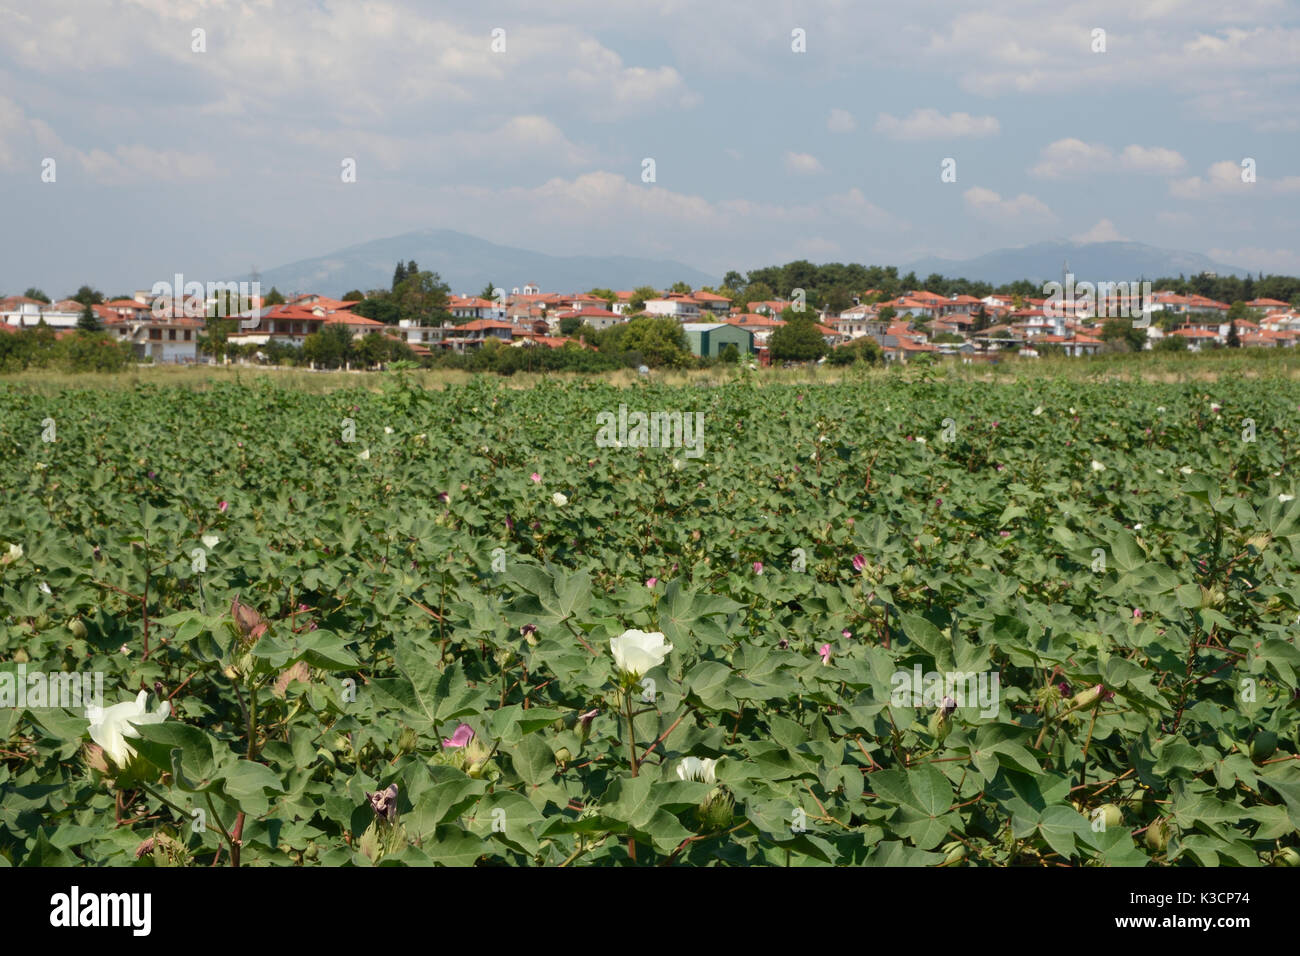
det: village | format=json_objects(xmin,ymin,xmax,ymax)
[{"xmin": 2, "ymin": 280, "xmax": 1298, "ymax": 368}]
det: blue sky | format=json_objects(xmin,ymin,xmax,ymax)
[{"xmin": 1, "ymin": 0, "xmax": 1297, "ymax": 297}]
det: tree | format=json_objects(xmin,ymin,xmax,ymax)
[
  {"xmin": 718, "ymin": 343, "xmax": 740, "ymax": 364},
  {"xmin": 559, "ymin": 316, "xmax": 585, "ymax": 336},
  {"xmin": 23, "ymin": 288, "xmax": 50, "ymax": 303},
  {"xmin": 1154, "ymin": 334, "xmax": 1188, "ymax": 352},
  {"xmin": 628, "ymin": 285, "xmax": 659, "ymax": 314},
  {"xmin": 263, "ymin": 287, "xmax": 286, "ymax": 306},
  {"xmin": 722, "ymin": 270, "xmax": 745, "ymax": 290},
  {"xmin": 619, "ymin": 316, "xmax": 691, "ymax": 367},
  {"xmin": 480, "ymin": 281, "xmax": 498, "ymax": 301},
  {"xmin": 828, "ymin": 336, "xmax": 882, "ymax": 365},
  {"xmin": 821, "ymin": 285, "xmax": 853, "ymax": 316},
  {"xmin": 877, "ymin": 305, "xmax": 897, "ymax": 324},
  {"xmin": 769, "ymin": 316, "xmax": 827, "ymax": 362},
  {"xmin": 1226, "ymin": 301, "xmax": 1250, "ymax": 322},
  {"xmin": 587, "ymin": 288, "xmax": 616, "ymax": 309},
  {"xmin": 670, "ymin": 280, "xmax": 692, "ymax": 294},
  {"xmin": 303, "ymin": 324, "xmax": 354, "ymax": 368},
  {"xmin": 1100, "ymin": 318, "xmax": 1146, "ymax": 352},
  {"xmin": 341, "ymin": 290, "xmax": 365, "ymax": 302},
  {"xmin": 71, "ymin": 285, "xmax": 104, "ymax": 306},
  {"xmin": 392, "ymin": 261, "xmax": 408, "ymax": 291},
  {"xmin": 77, "ymin": 301, "xmax": 99, "ymax": 332},
  {"xmin": 1227, "ymin": 320, "xmax": 1241, "ymax": 348},
  {"xmin": 393, "ymin": 271, "xmax": 451, "ymax": 325}
]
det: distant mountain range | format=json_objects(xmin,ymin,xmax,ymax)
[
  {"xmin": 904, "ymin": 241, "xmax": 1251, "ymax": 286},
  {"xmin": 251, "ymin": 229, "xmax": 718, "ymax": 298}
]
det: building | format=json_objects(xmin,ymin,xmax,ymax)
[{"xmin": 681, "ymin": 322, "xmax": 753, "ymax": 357}]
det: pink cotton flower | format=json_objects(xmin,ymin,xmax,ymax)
[
  {"xmin": 752, "ymin": 561, "xmax": 763, "ymax": 575},
  {"xmin": 818, "ymin": 643, "xmax": 832, "ymax": 664},
  {"xmin": 841, "ymin": 629, "xmax": 852, "ymax": 639},
  {"xmin": 1133, "ymin": 608, "xmax": 1143, "ymax": 619},
  {"xmin": 852, "ymin": 554, "xmax": 865, "ymax": 572},
  {"xmin": 645, "ymin": 577, "xmax": 658, "ymax": 588},
  {"xmin": 530, "ymin": 473, "xmax": 541, "ymax": 483},
  {"xmin": 443, "ymin": 724, "xmax": 474, "ymax": 748},
  {"xmin": 999, "ymin": 530, "xmax": 1011, "ymax": 538},
  {"xmin": 218, "ymin": 500, "xmax": 228, "ymax": 513}
]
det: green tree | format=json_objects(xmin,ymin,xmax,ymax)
[
  {"xmin": 263, "ymin": 287, "xmax": 286, "ymax": 306},
  {"xmin": 828, "ymin": 336, "xmax": 883, "ymax": 366},
  {"xmin": 341, "ymin": 289, "xmax": 365, "ymax": 302},
  {"xmin": 23, "ymin": 288, "xmax": 50, "ymax": 303},
  {"xmin": 1101, "ymin": 318, "xmax": 1146, "ymax": 352},
  {"xmin": 769, "ymin": 316, "xmax": 827, "ymax": 362},
  {"xmin": 670, "ymin": 280, "xmax": 692, "ymax": 294},
  {"xmin": 71, "ymin": 285, "xmax": 104, "ymax": 306},
  {"xmin": 620, "ymin": 316, "xmax": 691, "ymax": 367},
  {"xmin": 1227, "ymin": 320, "xmax": 1241, "ymax": 348},
  {"xmin": 394, "ymin": 271, "xmax": 451, "ymax": 325},
  {"xmin": 480, "ymin": 281, "xmax": 498, "ymax": 300},
  {"xmin": 718, "ymin": 343, "xmax": 740, "ymax": 364},
  {"xmin": 1154, "ymin": 334, "xmax": 1188, "ymax": 352},
  {"xmin": 559, "ymin": 316, "xmax": 585, "ymax": 336},
  {"xmin": 303, "ymin": 324, "xmax": 354, "ymax": 368},
  {"xmin": 587, "ymin": 288, "xmax": 616, "ymax": 309},
  {"xmin": 76, "ymin": 301, "xmax": 99, "ymax": 332},
  {"xmin": 722, "ymin": 270, "xmax": 744, "ymax": 290},
  {"xmin": 628, "ymin": 285, "xmax": 659, "ymax": 314}
]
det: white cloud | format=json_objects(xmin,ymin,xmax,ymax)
[
  {"xmin": 1169, "ymin": 160, "xmax": 1255, "ymax": 198},
  {"xmin": 874, "ymin": 108, "xmax": 999, "ymax": 140},
  {"xmin": 963, "ymin": 187, "xmax": 1055, "ymax": 224},
  {"xmin": 784, "ymin": 152, "xmax": 824, "ymax": 174},
  {"xmin": 1030, "ymin": 139, "xmax": 1186, "ymax": 178},
  {"xmin": 827, "ymin": 108, "xmax": 856, "ymax": 133},
  {"xmin": 1119, "ymin": 145, "xmax": 1186, "ymax": 174},
  {"xmin": 1074, "ymin": 219, "xmax": 1126, "ymax": 243}
]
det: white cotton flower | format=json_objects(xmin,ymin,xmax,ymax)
[
  {"xmin": 1134, "ymin": 523, "xmax": 1143, "ymax": 530},
  {"xmin": 86, "ymin": 690, "xmax": 171, "ymax": 768},
  {"xmin": 384, "ymin": 426, "xmax": 393, "ymax": 435},
  {"xmin": 1069, "ymin": 407, "xmax": 1076, "ymax": 415},
  {"xmin": 1032, "ymin": 406, "xmax": 1044, "ymax": 416},
  {"xmin": 672, "ymin": 458, "xmax": 683, "ymax": 471},
  {"xmin": 1180, "ymin": 466, "xmax": 1193, "ymax": 475},
  {"xmin": 1156, "ymin": 406, "xmax": 1166, "ymax": 413},
  {"xmin": 359, "ymin": 448, "xmax": 370, "ymax": 460},
  {"xmin": 2, "ymin": 543, "xmax": 22, "ymax": 564},
  {"xmin": 916, "ymin": 436, "xmax": 927, "ymax": 445},
  {"xmin": 1091, "ymin": 460, "xmax": 1106, "ymax": 472},
  {"xmin": 39, "ymin": 581, "xmax": 51, "ymax": 594},
  {"xmin": 1280, "ymin": 494, "xmax": 1295, "ymax": 503},
  {"xmin": 552, "ymin": 492, "xmax": 568, "ymax": 506},
  {"xmin": 676, "ymin": 756, "xmax": 718, "ymax": 785},
  {"xmin": 610, "ymin": 629, "xmax": 673, "ymax": 680},
  {"xmin": 201, "ymin": 534, "xmax": 219, "ymax": 550}
]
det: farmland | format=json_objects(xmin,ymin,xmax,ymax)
[{"xmin": 2, "ymin": 365, "xmax": 1299, "ymax": 866}]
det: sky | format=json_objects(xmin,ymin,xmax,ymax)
[{"xmin": 1, "ymin": 0, "xmax": 1297, "ymax": 298}]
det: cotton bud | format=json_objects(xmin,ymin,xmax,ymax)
[{"xmin": 1145, "ymin": 817, "xmax": 1171, "ymax": 852}]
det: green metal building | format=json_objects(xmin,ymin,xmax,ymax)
[{"xmin": 681, "ymin": 322, "xmax": 754, "ymax": 357}]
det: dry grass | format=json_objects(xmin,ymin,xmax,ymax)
[{"xmin": 4, "ymin": 348, "xmax": 1300, "ymax": 394}]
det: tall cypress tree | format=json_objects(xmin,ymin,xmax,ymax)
[
  {"xmin": 392, "ymin": 261, "xmax": 408, "ymax": 291},
  {"xmin": 77, "ymin": 301, "xmax": 99, "ymax": 332}
]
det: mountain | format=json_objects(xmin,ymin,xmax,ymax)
[
  {"xmin": 251, "ymin": 229, "xmax": 718, "ymax": 298},
  {"xmin": 904, "ymin": 241, "xmax": 1251, "ymax": 286}
]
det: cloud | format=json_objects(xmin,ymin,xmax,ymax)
[
  {"xmin": 874, "ymin": 108, "xmax": 999, "ymax": 140},
  {"xmin": 827, "ymin": 108, "xmax": 855, "ymax": 133},
  {"xmin": 1118, "ymin": 144, "xmax": 1186, "ymax": 174},
  {"xmin": 1169, "ymin": 160, "xmax": 1256, "ymax": 198},
  {"xmin": 1074, "ymin": 219, "xmax": 1126, "ymax": 243},
  {"xmin": 1030, "ymin": 139, "xmax": 1186, "ymax": 178},
  {"xmin": 784, "ymin": 152, "xmax": 824, "ymax": 174},
  {"xmin": 963, "ymin": 187, "xmax": 1055, "ymax": 224}
]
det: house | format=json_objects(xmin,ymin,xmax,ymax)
[
  {"xmin": 747, "ymin": 300, "xmax": 792, "ymax": 316},
  {"xmin": 645, "ymin": 294, "xmax": 701, "ymax": 320},
  {"xmin": 102, "ymin": 314, "xmax": 204, "ymax": 363},
  {"xmin": 690, "ymin": 290, "xmax": 732, "ymax": 316},
  {"xmin": 681, "ymin": 322, "xmax": 754, "ymax": 357},
  {"xmin": 554, "ymin": 307, "xmax": 623, "ymax": 331},
  {"xmin": 448, "ymin": 296, "xmax": 506, "ymax": 321}
]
